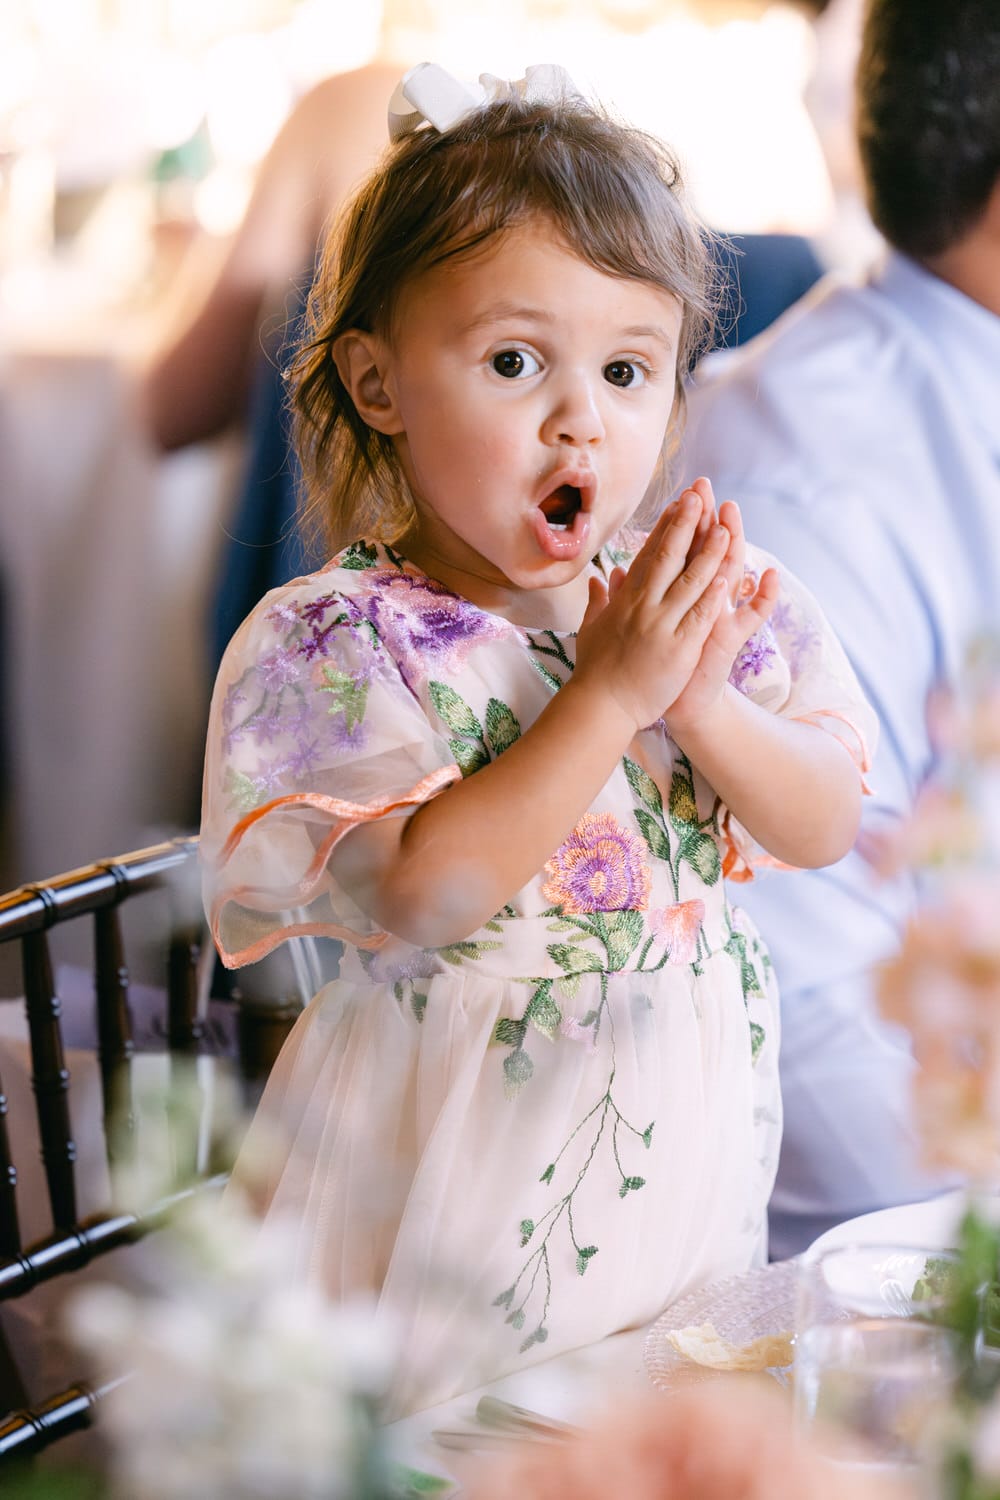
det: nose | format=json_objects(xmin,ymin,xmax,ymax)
[{"xmin": 540, "ymin": 372, "xmax": 606, "ymax": 448}]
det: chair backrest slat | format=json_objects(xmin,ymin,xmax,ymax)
[
  {"xmin": 94, "ymin": 903, "xmax": 135, "ymax": 1160},
  {"xmin": 22, "ymin": 927, "xmax": 78, "ymax": 1233},
  {"xmin": 0, "ymin": 1069, "xmax": 20, "ymax": 1261}
]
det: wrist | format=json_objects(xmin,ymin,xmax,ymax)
[
  {"xmin": 665, "ymin": 683, "xmax": 740, "ymax": 752},
  {"xmin": 560, "ymin": 670, "xmax": 641, "ymax": 747}
]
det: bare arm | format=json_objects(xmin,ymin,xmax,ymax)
[
  {"xmin": 665, "ymin": 478, "xmax": 862, "ymax": 866},
  {"xmin": 141, "ymin": 68, "xmax": 394, "ymax": 450},
  {"xmin": 330, "ymin": 497, "xmax": 731, "ymax": 948},
  {"xmin": 670, "ymin": 687, "xmax": 862, "ymax": 867}
]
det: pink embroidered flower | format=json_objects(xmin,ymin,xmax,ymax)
[
  {"xmin": 542, "ymin": 813, "xmax": 651, "ymax": 914},
  {"xmin": 647, "ymin": 899, "xmax": 705, "ymax": 963},
  {"xmin": 559, "ymin": 1016, "xmax": 599, "ymax": 1053}
]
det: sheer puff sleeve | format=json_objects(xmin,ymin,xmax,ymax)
[
  {"xmin": 720, "ymin": 543, "xmax": 878, "ymax": 882},
  {"xmin": 200, "ymin": 579, "xmax": 461, "ymax": 967}
]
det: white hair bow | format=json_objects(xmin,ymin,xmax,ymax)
[{"xmin": 387, "ymin": 62, "xmax": 581, "ymax": 142}]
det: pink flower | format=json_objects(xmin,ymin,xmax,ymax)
[
  {"xmin": 464, "ymin": 1385, "xmax": 910, "ymax": 1500},
  {"xmin": 542, "ymin": 813, "xmax": 651, "ymax": 914},
  {"xmin": 648, "ymin": 900, "xmax": 705, "ymax": 963}
]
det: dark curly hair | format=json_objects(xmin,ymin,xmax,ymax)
[
  {"xmin": 289, "ymin": 93, "xmax": 716, "ymax": 553},
  {"xmin": 857, "ymin": 0, "xmax": 1000, "ymax": 259}
]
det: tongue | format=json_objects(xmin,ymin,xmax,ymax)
[{"xmin": 540, "ymin": 485, "xmax": 580, "ymax": 527}]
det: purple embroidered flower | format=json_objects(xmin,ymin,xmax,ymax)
[
  {"xmin": 365, "ymin": 569, "xmax": 506, "ymax": 688},
  {"xmin": 265, "ymin": 600, "xmax": 301, "ymax": 632},
  {"xmin": 247, "ymin": 706, "xmax": 286, "ymax": 746},
  {"xmin": 286, "ymin": 736, "xmax": 325, "ymax": 777},
  {"xmin": 256, "ymin": 646, "xmax": 301, "ymax": 694},
  {"xmin": 328, "ymin": 717, "xmax": 368, "ymax": 754},
  {"xmin": 771, "ymin": 598, "xmax": 820, "ymax": 674},
  {"xmin": 221, "ymin": 683, "xmax": 247, "ymax": 730},
  {"xmin": 301, "ymin": 592, "xmax": 341, "ymax": 625},
  {"xmin": 729, "ymin": 627, "xmax": 777, "ymax": 691},
  {"xmin": 542, "ymin": 812, "xmax": 651, "ymax": 914}
]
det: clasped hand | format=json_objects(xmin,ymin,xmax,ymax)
[{"xmin": 575, "ymin": 477, "xmax": 778, "ymax": 735}]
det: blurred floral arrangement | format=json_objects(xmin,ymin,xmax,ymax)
[
  {"xmin": 3, "ymin": 1069, "xmax": 441, "ymax": 1500},
  {"xmin": 874, "ymin": 633, "xmax": 1000, "ymax": 1499}
]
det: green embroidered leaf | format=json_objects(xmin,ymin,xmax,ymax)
[
  {"xmin": 318, "ymin": 666, "xmax": 368, "ymax": 729},
  {"xmin": 492, "ymin": 1017, "xmax": 527, "ymax": 1048},
  {"xmin": 484, "ymin": 919, "xmax": 503, "ymax": 932},
  {"xmin": 546, "ymin": 942, "xmax": 605, "ymax": 975},
  {"xmin": 508, "ymin": 1308, "xmax": 526, "ymax": 1331},
  {"xmin": 429, "ymin": 681, "xmax": 484, "ymax": 737},
  {"xmin": 392, "ymin": 982, "xmax": 403, "ymax": 1002},
  {"xmin": 601, "ymin": 909, "xmax": 645, "ymax": 971},
  {"xmin": 493, "ymin": 1286, "xmax": 515, "ymax": 1308},
  {"xmin": 576, "ymin": 1246, "xmax": 598, "ymax": 1275},
  {"xmin": 623, "ymin": 756, "xmax": 664, "ymax": 816},
  {"xmin": 450, "ymin": 737, "xmax": 490, "ymax": 776},
  {"xmin": 749, "ymin": 1021, "xmax": 766, "ymax": 1061},
  {"xmin": 340, "ymin": 539, "xmax": 379, "ymax": 570},
  {"xmin": 503, "ymin": 1048, "xmax": 534, "ymax": 1098},
  {"xmin": 485, "ymin": 697, "xmax": 521, "ymax": 755},
  {"xmin": 519, "ymin": 1325, "xmax": 549, "ymax": 1354},
  {"xmin": 527, "ymin": 655, "xmax": 564, "ymax": 694},
  {"xmin": 668, "ymin": 770, "xmax": 699, "ymax": 829},
  {"xmin": 519, "ymin": 1218, "xmax": 535, "ymax": 1247},
  {"xmin": 678, "ymin": 828, "xmax": 722, "ymax": 885},
  {"xmin": 540, "ymin": 1163, "xmax": 555, "ymax": 1184},
  {"xmin": 642, "ymin": 1122, "xmax": 655, "ymax": 1149},
  {"xmin": 525, "ymin": 985, "xmax": 562, "ymax": 1041},
  {"xmin": 726, "ymin": 934, "xmax": 764, "ymax": 1000},
  {"xmin": 557, "ymin": 972, "xmax": 582, "ymax": 1000},
  {"xmin": 618, "ymin": 1175, "xmax": 646, "ymax": 1197},
  {"xmin": 438, "ymin": 939, "xmax": 502, "ymax": 965},
  {"xmin": 411, "ymin": 992, "xmax": 427, "ymax": 1023},
  {"xmin": 634, "ymin": 808, "xmax": 672, "ymax": 863},
  {"xmin": 223, "ymin": 765, "xmax": 264, "ymax": 814}
]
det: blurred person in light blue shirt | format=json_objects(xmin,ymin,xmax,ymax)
[{"xmin": 680, "ymin": 0, "xmax": 1000, "ymax": 1257}]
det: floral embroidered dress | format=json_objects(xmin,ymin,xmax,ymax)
[{"xmin": 201, "ymin": 532, "xmax": 876, "ymax": 1419}]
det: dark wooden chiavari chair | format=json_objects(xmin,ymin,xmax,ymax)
[{"xmin": 0, "ymin": 837, "xmax": 299, "ymax": 1466}]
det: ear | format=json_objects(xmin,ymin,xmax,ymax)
[{"xmin": 332, "ymin": 330, "xmax": 403, "ymax": 435}]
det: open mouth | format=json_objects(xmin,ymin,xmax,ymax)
[{"xmin": 539, "ymin": 484, "xmax": 583, "ymax": 532}]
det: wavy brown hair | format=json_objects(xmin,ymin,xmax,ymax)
[{"xmin": 290, "ymin": 93, "xmax": 717, "ymax": 555}]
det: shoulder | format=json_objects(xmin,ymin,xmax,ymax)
[{"xmin": 682, "ymin": 274, "xmax": 929, "ymax": 506}]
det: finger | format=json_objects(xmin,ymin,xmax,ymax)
[
  {"xmin": 659, "ymin": 520, "xmax": 730, "ymax": 613},
  {"xmin": 607, "ymin": 565, "xmax": 627, "ymax": 600},
  {"xmin": 716, "ymin": 500, "xmax": 746, "ymax": 605},
  {"xmin": 629, "ymin": 489, "xmax": 704, "ymax": 592},
  {"xmin": 677, "ymin": 572, "xmax": 728, "ymax": 643},
  {"xmin": 581, "ymin": 574, "xmax": 609, "ymax": 631}
]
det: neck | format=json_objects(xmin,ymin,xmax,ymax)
[{"xmin": 920, "ymin": 181, "xmax": 1000, "ymax": 318}]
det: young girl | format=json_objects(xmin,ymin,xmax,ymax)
[{"xmin": 201, "ymin": 64, "xmax": 875, "ymax": 1418}]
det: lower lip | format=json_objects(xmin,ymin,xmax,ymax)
[{"xmin": 530, "ymin": 507, "xmax": 592, "ymax": 561}]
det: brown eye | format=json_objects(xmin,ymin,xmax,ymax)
[
  {"xmin": 492, "ymin": 350, "xmax": 525, "ymax": 378},
  {"xmin": 604, "ymin": 361, "xmax": 637, "ymax": 388}
]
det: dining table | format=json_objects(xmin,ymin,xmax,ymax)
[{"xmin": 384, "ymin": 1188, "xmax": 969, "ymax": 1494}]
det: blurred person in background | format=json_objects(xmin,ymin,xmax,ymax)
[{"xmin": 679, "ymin": 0, "xmax": 1000, "ymax": 1256}]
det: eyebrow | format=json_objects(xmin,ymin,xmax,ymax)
[{"xmin": 462, "ymin": 304, "xmax": 676, "ymax": 348}]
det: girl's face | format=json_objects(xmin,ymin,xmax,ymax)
[{"xmin": 370, "ymin": 220, "xmax": 683, "ymax": 626}]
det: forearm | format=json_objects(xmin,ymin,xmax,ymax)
[
  {"xmin": 668, "ymin": 686, "xmax": 862, "ymax": 868},
  {"xmin": 330, "ymin": 677, "xmax": 638, "ymax": 948}
]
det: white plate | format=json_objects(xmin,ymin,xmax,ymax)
[
  {"xmin": 644, "ymin": 1260, "xmax": 798, "ymax": 1392},
  {"xmin": 804, "ymin": 1188, "xmax": 969, "ymax": 1260}
]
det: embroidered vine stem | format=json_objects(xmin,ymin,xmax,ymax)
[{"xmin": 495, "ymin": 978, "xmax": 654, "ymax": 1352}]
